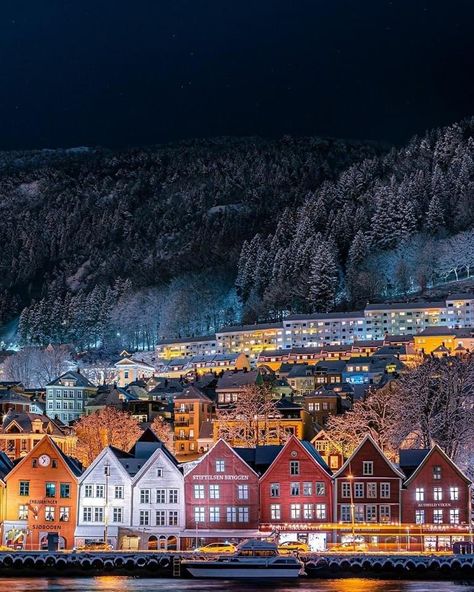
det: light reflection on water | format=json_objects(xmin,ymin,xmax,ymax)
[{"xmin": 1, "ymin": 579, "xmax": 474, "ymax": 592}]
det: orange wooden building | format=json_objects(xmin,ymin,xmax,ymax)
[{"xmin": 3, "ymin": 435, "xmax": 81, "ymax": 550}]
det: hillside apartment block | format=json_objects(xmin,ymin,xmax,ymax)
[{"xmin": 156, "ymin": 295, "xmax": 474, "ymax": 361}]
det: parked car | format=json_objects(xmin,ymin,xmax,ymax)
[
  {"xmin": 196, "ymin": 542, "xmax": 237, "ymax": 554},
  {"xmin": 278, "ymin": 541, "xmax": 310, "ymax": 555},
  {"xmin": 76, "ymin": 542, "xmax": 113, "ymax": 552},
  {"xmin": 330, "ymin": 541, "xmax": 368, "ymax": 553}
]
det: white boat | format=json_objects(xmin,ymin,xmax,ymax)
[{"xmin": 182, "ymin": 538, "xmax": 303, "ymax": 579}]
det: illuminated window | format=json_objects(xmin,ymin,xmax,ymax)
[
  {"xmin": 450, "ymin": 509, "xmax": 460, "ymax": 525},
  {"xmin": 415, "ymin": 509, "xmax": 425, "ymax": 524},
  {"xmin": 415, "ymin": 488, "xmax": 424, "ymax": 501},
  {"xmin": 433, "ymin": 509, "xmax": 443, "ymax": 524},
  {"xmin": 290, "ymin": 504, "xmax": 301, "ymax": 519},
  {"xmin": 450, "ymin": 487, "xmax": 459, "ymax": 501},
  {"xmin": 270, "ymin": 504, "xmax": 280, "ymax": 520},
  {"xmin": 315, "ymin": 504, "xmax": 326, "ymax": 520},
  {"xmin": 209, "ymin": 484, "xmax": 220, "ymax": 499},
  {"xmin": 433, "ymin": 487, "xmax": 442, "ymax": 501}
]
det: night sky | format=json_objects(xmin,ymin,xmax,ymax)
[{"xmin": 1, "ymin": 0, "xmax": 473, "ymax": 150}]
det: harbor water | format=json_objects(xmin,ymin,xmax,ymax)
[{"xmin": 3, "ymin": 579, "xmax": 474, "ymax": 592}]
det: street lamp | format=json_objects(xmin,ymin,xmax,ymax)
[
  {"xmin": 104, "ymin": 463, "xmax": 110, "ymax": 546},
  {"xmin": 348, "ymin": 474, "xmax": 356, "ymax": 552}
]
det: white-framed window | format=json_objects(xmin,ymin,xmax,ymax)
[
  {"xmin": 379, "ymin": 505, "xmax": 390, "ymax": 522},
  {"xmin": 315, "ymin": 504, "xmax": 326, "ymax": 520},
  {"xmin": 290, "ymin": 503, "xmax": 301, "ymax": 519},
  {"xmin": 363, "ymin": 461, "xmax": 373, "ymax": 476},
  {"xmin": 238, "ymin": 507, "xmax": 249, "ymax": 522},
  {"xmin": 355, "ymin": 505, "xmax": 364, "ymax": 522},
  {"xmin": 303, "ymin": 503, "xmax": 313, "ymax": 519},
  {"xmin": 354, "ymin": 483, "xmax": 364, "ymax": 498},
  {"xmin": 340, "ymin": 505, "xmax": 351, "ymax": 522},
  {"xmin": 316, "ymin": 481, "xmax": 325, "ymax": 496},
  {"xmin": 209, "ymin": 507, "xmax": 220, "ymax": 522},
  {"xmin": 18, "ymin": 504, "xmax": 28, "ymax": 520},
  {"xmin": 113, "ymin": 507, "xmax": 123, "ymax": 523},
  {"xmin": 415, "ymin": 487, "xmax": 424, "ymax": 501},
  {"xmin": 84, "ymin": 484, "xmax": 93, "ymax": 498},
  {"xmin": 94, "ymin": 507, "xmax": 104, "ymax": 522},
  {"xmin": 303, "ymin": 482, "xmax": 312, "ymax": 496},
  {"xmin": 415, "ymin": 509, "xmax": 425, "ymax": 524},
  {"xmin": 367, "ymin": 483, "xmax": 377, "ymax": 498},
  {"xmin": 156, "ymin": 488, "xmax": 166, "ymax": 504},
  {"xmin": 433, "ymin": 487, "xmax": 443, "ymax": 501},
  {"xmin": 341, "ymin": 482, "xmax": 351, "ymax": 498},
  {"xmin": 433, "ymin": 509, "xmax": 443, "ymax": 524},
  {"xmin": 209, "ymin": 484, "xmax": 220, "ymax": 499},
  {"xmin": 450, "ymin": 486, "xmax": 459, "ymax": 501},
  {"xmin": 139, "ymin": 510, "xmax": 150, "ymax": 526},
  {"xmin": 450, "ymin": 508, "xmax": 460, "ymax": 524},
  {"xmin": 215, "ymin": 460, "xmax": 225, "ymax": 473},
  {"xmin": 156, "ymin": 510, "xmax": 166, "ymax": 526},
  {"xmin": 96, "ymin": 484, "xmax": 105, "ymax": 498},
  {"xmin": 168, "ymin": 510, "xmax": 178, "ymax": 526},
  {"xmin": 365, "ymin": 505, "xmax": 377, "ymax": 522},
  {"xmin": 156, "ymin": 467, "xmax": 163, "ymax": 477},
  {"xmin": 270, "ymin": 504, "xmax": 280, "ymax": 520},
  {"xmin": 194, "ymin": 484, "xmax": 205, "ymax": 499},
  {"xmin": 194, "ymin": 507, "xmax": 205, "ymax": 523},
  {"xmin": 237, "ymin": 484, "xmax": 248, "ymax": 499},
  {"xmin": 83, "ymin": 507, "xmax": 92, "ymax": 522},
  {"xmin": 114, "ymin": 486, "xmax": 124, "ymax": 499},
  {"xmin": 168, "ymin": 489, "xmax": 179, "ymax": 504},
  {"xmin": 226, "ymin": 506, "xmax": 237, "ymax": 522},
  {"xmin": 45, "ymin": 506, "xmax": 55, "ymax": 521},
  {"xmin": 270, "ymin": 483, "xmax": 280, "ymax": 497},
  {"xmin": 140, "ymin": 489, "xmax": 150, "ymax": 504},
  {"xmin": 290, "ymin": 482, "xmax": 300, "ymax": 496},
  {"xmin": 380, "ymin": 483, "xmax": 390, "ymax": 498},
  {"xmin": 290, "ymin": 460, "xmax": 300, "ymax": 475},
  {"xmin": 433, "ymin": 465, "xmax": 442, "ymax": 480}
]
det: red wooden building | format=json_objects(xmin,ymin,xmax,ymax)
[
  {"xmin": 400, "ymin": 445, "xmax": 471, "ymax": 552},
  {"xmin": 334, "ymin": 435, "xmax": 404, "ymax": 550},
  {"xmin": 182, "ymin": 439, "xmax": 260, "ymax": 549},
  {"xmin": 259, "ymin": 436, "xmax": 333, "ymax": 551}
]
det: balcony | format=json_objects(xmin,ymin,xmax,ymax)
[{"xmin": 175, "ymin": 420, "xmax": 190, "ymax": 427}]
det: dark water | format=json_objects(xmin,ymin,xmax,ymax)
[{"xmin": 2, "ymin": 579, "xmax": 474, "ymax": 592}]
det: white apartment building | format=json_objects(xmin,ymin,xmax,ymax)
[{"xmin": 282, "ymin": 312, "xmax": 366, "ymax": 348}]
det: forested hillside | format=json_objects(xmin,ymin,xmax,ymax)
[
  {"xmin": 237, "ymin": 119, "xmax": 474, "ymax": 320},
  {"xmin": 0, "ymin": 136, "xmax": 380, "ymax": 349}
]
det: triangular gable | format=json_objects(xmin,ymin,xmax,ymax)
[
  {"xmin": 403, "ymin": 444, "xmax": 471, "ymax": 486},
  {"xmin": 132, "ymin": 446, "xmax": 182, "ymax": 484},
  {"xmin": 4, "ymin": 420, "xmax": 24, "ymax": 434},
  {"xmin": 333, "ymin": 434, "xmax": 405, "ymax": 479},
  {"xmin": 260, "ymin": 435, "xmax": 332, "ymax": 482},
  {"xmin": 5, "ymin": 435, "xmax": 81, "ymax": 482},
  {"xmin": 186, "ymin": 438, "xmax": 259, "ymax": 480},
  {"xmin": 78, "ymin": 446, "xmax": 133, "ymax": 484}
]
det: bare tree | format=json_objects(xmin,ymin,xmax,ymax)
[
  {"xmin": 150, "ymin": 416, "xmax": 174, "ymax": 452},
  {"xmin": 74, "ymin": 407, "xmax": 142, "ymax": 466}
]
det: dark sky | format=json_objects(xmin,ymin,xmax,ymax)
[{"xmin": 1, "ymin": 0, "xmax": 473, "ymax": 150}]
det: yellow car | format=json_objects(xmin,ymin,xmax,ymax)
[
  {"xmin": 330, "ymin": 542, "xmax": 368, "ymax": 553},
  {"xmin": 197, "ymin": 542, "xmax": 237, "ymax": 554},
  {"xmin": 278, "ymin": 541, "xmax": 310, "ymax": 555},
  {"xmin": 76, "ymin": 542, "xmax": 113, "ymax": 552}
]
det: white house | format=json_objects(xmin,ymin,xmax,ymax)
[{"xmin": 75, "ymin": 446, "xmax": 133, "ymax": 549}]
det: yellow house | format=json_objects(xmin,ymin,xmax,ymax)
[
  {"xmin": 413, "ymin": 327, "xmax": 474, "ymax": 356},
  {"xmin": 0, "ymin": 452, "xmax": 13, "ymax": 528}
]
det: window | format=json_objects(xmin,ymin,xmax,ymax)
[
  {"xmin": 45, "ymin": 482, "xmax": 56, "ymax": 498},
  {"xmin": 194, "ymin": 484, "xmax": 205, "ymax": 499},
  {"xmin": 341, "ymin": 482, "xmax": 351, "ymax": 498},
  {"xmin": 367, "ymin": 483, "xmax": 377, "ymax": 498},
  {"xmin": 59, "ymin": 507, "xmax": 70, "ymax": 522},
  {"xmin": 226, "ymin": 506, "xmax": 237, "ymax": 522},
  {"xmin": 84, "ymin": 484, "xmax": 93, "ymax": 498},
  {"xmin": 96, "ymin": 484, "xmax": 105, "ymax": 498},
  {"xmin": 45, "ymin": 506, "xmax": 55, "ymax": 521},
  {"xmin": 290, "ymin": 460, "xmax": 300, "ymax": 475},
  {"xmin": 433, "ymin": 465, "xmax": 442, "ymax": 480},
  {"xmin": 303, "ymin": 482, "xmax": 312, "ymax": 496},
  {"xmin": 168, "ymin": 489, "xmax": 179, "ymax": 504},
  {"xmin": 366, "ymin": 505, "xmax": 377, "ymax": 522},
  {"xmin": 303, "ymin": 503, "xmax": 313, "ymax": 519},
  {"xmin": 156, "ymin": 467, "xmax": 163, "ymax": 478},
  {"xmin": 83, "ymin": 507, "xmax": 93, "ymax": 522},
  {"xmin": 156, "ymin": 510, "xmax": 166, "ymax": 526},
  {"xmin": 450, "ymin": 487, "xmax": 459, "ymax": 501},
  {"xmin": 194, "ymin": 507, "xmax": 205, "ymax": 523},
  {"xmin": 316, "ymin": 482, "xmax": 326, "ymax": 496},
  {"xmin": 450, "ymin": 509, "xmax": 460, "ymax": 525},
  {"xmin": 415, "ymin": 509, "xmax": 425, "ymax": 524},
  {"xmin": 238, "ymin": 507, "xmax": 249, "ymax": 522},
  {"xmin": 380, "ymin": 505, "xmax": 390, "ymax": 522},
  {"xmin": 140, "ymin": 510, "xmax": 150, "ymax": 526},
  {"xmin": 380, "ymin": 483, "xmax": 390, "ymax": 498},
  {"xmin": 415, "ymin": 487, "xmax": 424, "ymax": 501},
  {"xmin": 215, "ymin": 460, "xmax": 225, "ymax": 473},
  {"xmin": 433, "ymin": 487, "xmax": 443, "ymax": 501},
  {"xmin": 19, "ymin": 481, "xmax": 30, "ymax": 496},
  {"xmin": 354, "ymin": 483, "xmax": 364, "ymax": 498},
  {"xmin": 270, "ymin": 483, "xmax": 280, "ymax": 497},
  {"xmin": 270, "ymin": 504, "xmax": 280, "ymax": 520},
  {"xmin": 113, "ymin": 507, "xmax": 123, "ymax": 523},
  {"xmin": 94, "ymin": 507, "xmax": 104, "ymax": 522},
  {"xmin": 18, "ymin": 504, "xmax": 28, "ymax": 520},
  {"xmin": 209, "ymin": 507, "xmax": 220, "ymax": 522},
  {"xmin": 290, "ymin": 482, "xmax": 300, "ymax": 496},
  {"xmin": 209, "ymin": 484, "xmax": 220, "ymax": 499},
  {"xmin": 315, "ymin": 504, "xmax": 326, "ymax": 520},
  {"xmin": 341, "ymin": 505, "xmax": 351, "ymax": 522},
  {"xmin": 168, "ymin": 510, "xmax": 178, "ymax": 526},
  {"xmin": 156, "ymin": 489, "xmax": 166, "ymax": 504},
  {"xmin": 433, "ymin": 509, "xmax": 443, "ymax": 524},
  {"xmin": 140, "ymin": 489, "xmax": 150, "ymax": 504},
  {"xmin": 363, "ymin": 461, "xmax": 373, "ymax": 476},
  {"xmin": 237, "ymin": 484, "xmax": 248, "ymax": 499},
  {"xmin": 355, "ymin": 505, "xmax": 365, "ymax": 522},
  {"xmin": 290, "ymin": 504, "xmax": 301, "ymax": 519},
  {"xmin": 60, "ymin": 483, "xmax": 70, "ymax": 498},
  {"xmin": 115, "ymin": 486, "xmax": 124, "ymax": 499}
]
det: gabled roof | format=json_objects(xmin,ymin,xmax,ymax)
[
  {"xmin": 46, "ymin": 370, "xmax": 96, "ymax": 388},
  {"xmin": 0, "ymin": 451, "xmax": 13, "ymax": 481},
  {"xmin": 128, "ymin": 428, "xmax": 178, "ymax": 467},
  {"xmin": 187, "ymin": 438, "xmax": 260, "ymax": 479},
  {"xmin": 79, "ymin": 445, "xmax": 134, "ymax": 483},
  {"xmin": 115, "ymin": 357, "xmax": 155, "ymax": 369},
  {"xmin": 174, "ymin": 385, "xmax": 212, "ymax": 402},
  {"xmin": 403, "ymin": 444, "xmax": 471, "ymax": 486},
  {"xmin": 398, "ymin": 449, "xmax": 430, "ymax": 479},
  {"xmin": 1, "ymin": 412, "xmax": 70, "ymax": 436},
  {"xmin": 234, "ymin": 445, "xmax": 283, "ymax": 475},
  {"xmin": 287, "ymin": 364, "xmax": 314, "ymax": 378},
  {"xmin": 333, "ymin": 434, "xmax": 405, "ymax": 479},
  {"xmin": 132, "ymin": 441, "xmax": 181, "ymax": 483},
  {"xmin": 259, "ymin": 436, "xmax": 331, "ymax": 480}
]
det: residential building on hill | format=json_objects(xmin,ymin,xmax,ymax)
[
  {"xmin": 156, "ymin": 336, "xmax": 220, "ymax": 360},
  {"xmin": 283, "ymin": 311, "xmax": 366, "ymax": 348},
  {"xmin": 45, "ymin": 370, "xmax": 96, "ymax": 424},
  {"xmin": 173, "ymin": 386, "xmax": 213, "ymax": 457},
  {"xmin": 114, "ymin": 357, "xmax": 155, "ymax": 387}
]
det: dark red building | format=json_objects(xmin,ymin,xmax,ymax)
[
  {"xmin": 183, "ymin": 439, "xmax": 260, "ymax": 548},
  {"xmin": 334, "ymin": 435, "xmax": 404, "ymax": 550},
  {"xmin": 259, "ymin": 436, "xmax": 333, "ymax": 551},
  {"xmin": 400, "ymin": 446, "xmax": 471, "ymax": 552}
]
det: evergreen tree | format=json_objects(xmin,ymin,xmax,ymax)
[{"xmin": 308, "ymin": 240, "xmax": 338, "ymax": 312}]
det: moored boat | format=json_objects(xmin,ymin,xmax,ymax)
[{"xmin": 182, "ymin": 538, "xmax": 303, "ymax": 579}]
